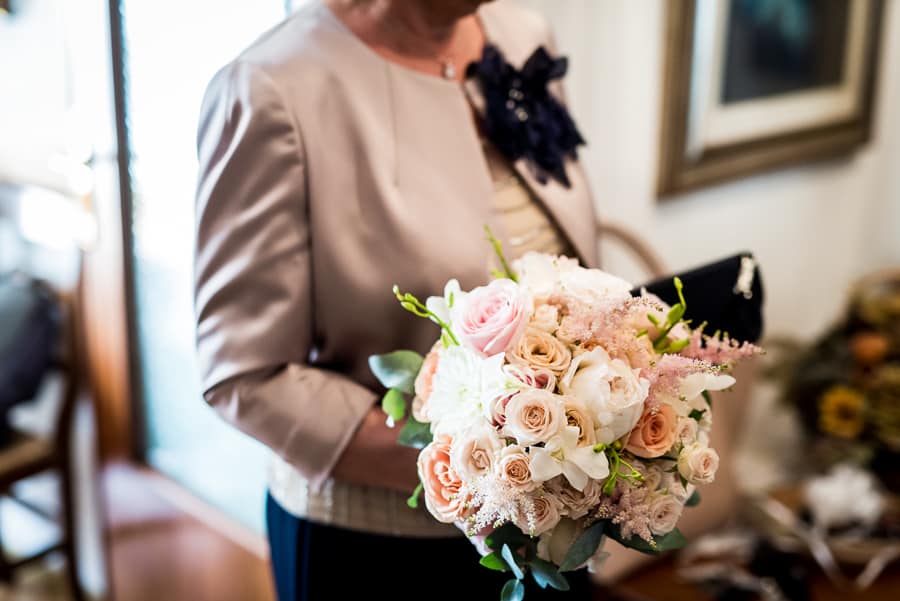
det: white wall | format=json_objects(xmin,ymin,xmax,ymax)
[{"xmin": 523, "ymin": 0, "xmax": 900, "ymax": 341}]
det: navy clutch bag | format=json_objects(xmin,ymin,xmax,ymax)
[{"xmin": 633, "ymin": 253, "xmax": 764, "ymax": 344}]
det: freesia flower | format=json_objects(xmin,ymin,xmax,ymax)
[{"xmin": 529, "ymin": 426, "xmax": 610, "ymax": 491}]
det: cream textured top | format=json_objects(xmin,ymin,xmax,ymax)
[{"xmin": 268, "ymin": 142, "xmax": 573, "ymax": 537}]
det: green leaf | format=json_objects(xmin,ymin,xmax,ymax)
[
  {"xmin": 606, "ymin": 524, "xmax": 688, "ymax": 556},
  {"xmin": 558, "ymin": 521, "xmax": 606, "ymax": 572},
  {"xmin": 702, "ymin": 390, "xmax": 713, "ymax": 407},
  {"xmin": 666, "ymin": 303, "xmax": 686, "ymax": 324},
  {"xmin": 485, "ymin": 523, "xmax": 530, "ymax": 551},
  {"xmin": 397, "ymin": 415, "xmax": 433, "ymax": 448},
  {"xmin": 480, "ymin": 552, "xmax": 508, "ymax": 572},
  {"xmin": 406, "ymin": 482, "xmax": 423, "ymax": 509},
  {"xmin": 528, "ymin": 557, "xmax": 570, "ymax": 591},
  {"xmin": 501, "ymin": 579, "xmax": 524, "ymax": 601},
  {"xmin": 685, "ymin": 490, "xmax": 701, "ymax": 507},
  {"xmin": 380, "ymin": 388, "xmax": 406, "ymax": 422},
  {"xmin": 664, "ymin": 338, "xmax": 691, "ymax": 354},
  {"xmin": 688, "ymin": 409, "xmax": 705, "ymax": 422},
  {"xmin": 502, "ymin": 544, "xmax": 525, "ymax": 580},
  {"xmin": 368, "ymin": 350, "xmax": 424, "ymax": 393}
]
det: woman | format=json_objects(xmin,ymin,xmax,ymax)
[{"xmin": 194, "ymin": 0, "xmax": 598, "ymax": 598}]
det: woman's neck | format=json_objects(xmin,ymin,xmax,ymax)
[{"xmin": 326, "ymin": 0, "xmax": 486, "ymax": 80}]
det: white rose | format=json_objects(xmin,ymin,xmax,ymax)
[
  {"xmin": 512, "ymin": 252, "xmax": 580, "ymax": 299},
  {"xmin": 502, "ymin": 389, "xmax": 566, "ymax": 446},
  {"xmin": 558, "ymin": 266, "xmax": 633, "ymax": 304},
  {"xmin": 450, "ymin": 423, "xmax": 504, "ymax": 482},
  {"xmin": 531, "ymin": 303, "xmax": 561, "ymax": 333},
  {"xmin": 498, "ymin": 445, "xmax": 539, "ymax": 492},
  {"xmin": 516, "ymin": 492, "xmax": 564, "ymax": 537},
  {"xmin": 560, "ymin": 347, "xmax": 649, "ymax": 444},
  {"xmin": 648, "ymin": 493, "xmax": 684, "ymax": 536},
  {"xmin": 536, "ymin": 517, "xmax": 584, "ymax": 565},
  {"xmin": 678, "ymin": 442, "xmax": 719, "ymax": 485}
]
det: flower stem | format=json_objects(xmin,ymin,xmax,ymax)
[{"xmin": 484, "ymin": 225, "xmax": 518, "ymax": 282}]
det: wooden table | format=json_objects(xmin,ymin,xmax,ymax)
[{"xmin": 602, "ymin": 555, "xmax": 900, "ymax": 601}]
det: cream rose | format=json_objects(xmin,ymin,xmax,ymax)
[
  {"xmin": 509, "ymin": 327, "xmax": 572, "ymax": 376},
  {"xmin": 677, "ymin": 442, "xmax": 720, "ymax": 485},
  {"xmin": 450, "ymin": 424, "xmax": 504, "ymax": 482},
  {"xmin": 516, "ymin": 492, "xmax": 564, "ymax": 536},
  {"xmin": 626, "ymin": 403, "xmax": 678, "ymax": 458},
  {"xmin": 545, "ymin": 476, "xmax": 602, "ymax": 519},
  {"xmin": 418, "ymin": 435, "xmax": 473, "ymax": 523},
  {"xmin": 674, "ymin": 417, "xmax": 698, "ymax": 444},
  {"xmin": 451, "ymin": 278, "xmax": 531, "ymax": 355},
  {"xmin": 648, "ymin": 493, "xmax": 684, "ymax": 536},
  {"xmin": 532, "ymin": 303, "xmax": 561, "ymax": 333},
  {"xmin": 502, "ymin": 389, "xmax": 566, "ymax": 446},
  {"xmin": 498, "ymin": 445, "xmax": 538, "ymax": 492},
  {"xmin": 560, "ymin": 347, "xmax": 649, "ymax": 444},
  {"xmin": 504, "ymin": 363, "xmax": 556, "ymax": 391},
  {"xmin": 564, "ymin": 400, "xmax": 597, "ymax": 447}
]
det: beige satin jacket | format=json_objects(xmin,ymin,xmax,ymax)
[{"xmin": 194, "ymin": 0, "xmax": 599, "ymax": 494}]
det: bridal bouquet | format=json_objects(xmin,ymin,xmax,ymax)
[{"xmin": 369, "ymin": 234, "xmax": 761, "ymax": 600}]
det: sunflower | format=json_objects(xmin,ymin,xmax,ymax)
[{"xmin": 818, "ymin": 385, "xmax": 866, "ymax": 439}]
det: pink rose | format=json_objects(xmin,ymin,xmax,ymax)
[
  {"xmin": 418, "ymin": 435, "xmax": 474, "ymax": 523},
  {"xmin": 625, "ymin": 403, "xmax": 677, "ymax": 458},
  {"xmin": 452, "ymin": 279, "xmax": 531, "ymax": 355}
]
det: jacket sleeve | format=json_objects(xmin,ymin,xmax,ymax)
[{"xmin": 193, "ymin": 60, "xmax": 376, "ymax": 492}]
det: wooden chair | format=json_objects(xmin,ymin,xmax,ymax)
[{"xmin": 0, "ymin": 252, "xmax": 87, "ymax": 601}]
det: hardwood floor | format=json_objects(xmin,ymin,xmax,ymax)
[{"xmin": 103, "ymin": 464, "xmax": 274, "ymax": 601}]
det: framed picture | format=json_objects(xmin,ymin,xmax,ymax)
[{"xmin": 658, "ymin": 0, "xmax": 885, "ymax": 197}]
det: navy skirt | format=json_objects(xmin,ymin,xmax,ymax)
[{"xmin": 266, "ymin": 494, "xmax": 593, "ymax": 601}]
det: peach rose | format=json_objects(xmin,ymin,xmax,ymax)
[
  {"xmin": 418, "ymin": 435, "xmax": 473, "ymax": 523},
  {"xmin": 498, "ymin": 445, "xmax": 538, "ymax": 492},
  {"xmin": 625, "ymin": 403, "xmax": 677, "ymax": 458},
  {"xmin": 451, "ymin": 278, "xmax": 531, "ymax": 355},
  {"xmin": 502, "ymin": 389, "xmax": 566, "ymax": 446},
  {"xmin": 414, "ymin": 344, "xmax": 441, "ymax": 404},
  {"xmin": 510, "ymin": 327, "xmax": 572, "ymax": 376},
  {"xmin": 564, "ymin": 400, "xmax": 597, "ymax": 447}
]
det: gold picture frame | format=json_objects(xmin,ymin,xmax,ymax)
[{"xmin": 658, "ymin": 0, "xmax": 885, "ymax": 198}]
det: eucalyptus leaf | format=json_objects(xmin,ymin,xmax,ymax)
[
  {"xmin": 368, "ymin": 350, "xmax": 424, "ymax": 393},
  {"xmin": 528, "ymin": 557, "xmax": 570, "ymax": 591},
  {"xmin": 501, "ymin": 544, "xmax": 525, "ymax": 580},
  {"xmin": 558, "ymin": 521, "xmax": 606, "ymax": 572},
  {"xmin": 606, "ymin": 524, "xmax": 687, "ymax": 556},
  {"xmin": 486, "ymin": 523, "xmax": 530, "ymax": 551},
  {"xmin": 380, "ymin": 388, "xmax": 406, "ymax": 422},
  {"xmin": 686, "ymin": 490, "xmax": 701, "ymax": 507},
  {"xmin": 500, "ymin": 579, "xmax": 524, "ymax": 601},
  {"xmin": 397, "ymin": 415, "xmax": 433, "ymax": 448},
  {"xmin": 480, "ymin": 552, "xmax": 508, "ymax": 572}
]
